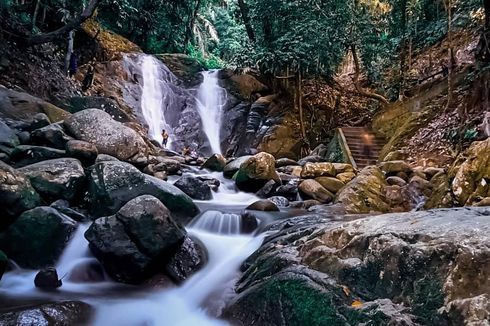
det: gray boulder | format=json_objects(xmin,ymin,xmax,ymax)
[
  {"xmin": 0, "ymin": 161, "xmax": 42, "ymax": 227},
  {"xmin": 66, "ymin": 140, "xmax": 98, "ymax": 165},
  {"xmin": 87, "ymin": 160, "xmax": 199, "ymax": 221},
  {"xmin": 0, "ymin": 207, "xmax": 76, "ymax": 268},
  {"xmin": 19, "ymin": 158, "xmax": 85, "ymax": 201},
  {"xmin": 174, "ymin": 175, "xmax": 213, "ymax": 200},
  {"xmin": 30, "ymin": 123, "xmax": 73, "ymax": 149},
  {"xmin": 223, "ymin": 155, "xmax": 252, "ymax": 178},
  {"xmin": 10, "ymin": 145, "xmax": 65, "ymax": 167},
  {"xmin": 0, "ymin": 120, "xmax": 19, "ymax": 148},
  {"xmin": 64, "ymin": 109, "xmax": 148, "ymax": 161}
]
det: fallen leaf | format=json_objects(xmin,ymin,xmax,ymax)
[{"xmin": 351, "ymin": 300, "xmax": 363, "ymax": 308}]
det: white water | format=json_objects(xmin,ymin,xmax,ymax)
[
  {"xmin": 196, "ymin": 71, "xmax": 227, "ymax": 155},
  {"xmin": 139, "ymin": 55, "xmax": 176, "ymax": 147},
  {"xmin": 0, "ymin": 175, "xmax": 264, "ymax": 326}
]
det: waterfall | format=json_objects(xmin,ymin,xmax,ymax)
[
  {"xmin": 139, "ymin": 55, "xmax": 175, "ymax": 147},
  {"xmin": 190, "ymin": 211, "xmax": 242, "ymax": 235},
  {"xmin": 196, "ymin": 71, "xmax": 227, "ymax": 155}
]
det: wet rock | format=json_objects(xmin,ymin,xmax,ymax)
[
  {"xmin": 95, "ymin": 154, "xmax": 119, "ymax": 162},
  {"xmin": 154, "ymin": 158, "xmax": 182, "ymax": 175},
  {"xmin": 50, "ymin": 200, "xmax": 89, "ymax": 222},
  {"xmin": 314, "ymin": 177, "xmax": 345, "ymax": 194},
  {"xmin": 335, "ymin": 166, "xmax": 390, "ymax": 214},
  {"xmin": 67, "ymin": 259, "xmax": 105, "ymax": 283},
  {"xmin": 18, "ymin": 158, "xmax": 85, "ymax": 201},
  {"xmin": 0, "ymin": 207, "xmax": 76, "ymax": 269},
  {"xmin": 256, "ymin": 179, "xmax": 279, "ymax": 198},
  {"xmin": 17, "ymin": 131, "xmax": 31, "ymax": 144},
  {"xmin": 0, "ymin": 120, "xmax": 19, "ymax": 148},
  {"xmin": 10, "ymin": 145, "xmax": 65, "ymax": 167},
  {"xmin": 223, "ymin": 155, "xmax": 253, "ymax": 178},
  {"xmin": 451, "ymin": 139, "xmax": 490, "ymax": 206},
  {"xmin": 301, "ymin": 162, "xmax": 336, "ymax": 179},
  {"xmin": 275, "ymin": 181, "xmax": 299, "ymax": 201},
  {"xmin": 0, "ymin": 250, "xmax": 7, "ymax": 281},
  {"xmin": 336, "ymin": 172, "xmax": 356, "ymax": 184},
  {"xmin": 30, "ymin": 123, "xmax": 73, "ymax": 149},
  {"xmin": 64, "ymin": 109, "xmax": 148, "ymax": 161},
  {"xmin": 66, "ymin": 140, "xmax": 98, "ymax": 165},
  {"xmin": 34, "ymin": 267, "xmax": 62, "ymax": 290},
  {"xmin": 30, "ymin": 113, "xmax": 51, "ymax": 130},
  {"xmin": 241, "ymin": 212, "xmax": 259, "ymax": 233},
  {"xmin": 246, "ymin": 200, "xmax": 280, "ymax": 212},
  {"xmin": 386, "ymin": 176, "xmax": 407, "ymax": 187},
  {"xmin": 332, "ymin": 163, "xmax": 354, "ymax": 174},
  {"xmin": 196, "ymin": 175, "xmax": 220, "ymax": 191},
  {"xmin": 85, "ymin": 195, "xmax": 186, "ymax": 284},
  {"xmin": 235, "ymin": 152, "xmax": 280, "ymax": 192},
  {"xmin": 164, "ymin": 236, "xmax": 206, "ymax": 283},
  {"xmin": 443, "ymin": 294, "xmax": 490, "ymax": 325},
  {"xmin": 379, "ymin": 160, "xmax": 413, "ymax": 175},
  {"xmin": 298, "ymin": 155, "xmax": 324, "ymax": 166},
  {"xmin": 0, "ymin": 301, "xmax": 93, "ymax": 325},
  {"xmin": 299, "ymin": 180, "xmax": 334, "ymax": 204},
  {"xmin": 87, "ymin": 160, "xmax": 199, "ymax": 221},
  {"xmin": 424, "ymin": 167, "xmax": 445, "ymax": 179},
  {"xmin": 290, "ymin": 200, "xmax": 322, "ymax": 209},
  {"xmin": 174, "ymin": 175, "xmax": 212, "ymax": 200},
  {"xmin": 408, "ymin": 175, "xmax": 431, "ymax": 197},
  {"xmin": 202, "ymin": 154, "xmax": 227, "ymax": 172},
  {"xmin": 268, "ymin": 196, "xmax": 290, "ymax": 208},
  {"xmin": 276, "ymin": 158, "xmax": 299, "ymax": 168},
  {"xmin": 0, "ymin": 161, "xmax": 42, "ymax": 228},
  {"xmin": 424, "ymin": 172, "xmax": 454, "ymax": 209}
]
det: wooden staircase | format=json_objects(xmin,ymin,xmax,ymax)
[{"xmin": 340, "ymin": 127, "xmax": 386, "ymax": 169}]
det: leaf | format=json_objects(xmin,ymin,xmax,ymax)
[{"xmin": 351, "ymin": 300, "xmax": 363, "ymax": 308}]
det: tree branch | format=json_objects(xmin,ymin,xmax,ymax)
[{"xmin": 27, "ymin": 0, "xmax": 100, "ymax": 45}]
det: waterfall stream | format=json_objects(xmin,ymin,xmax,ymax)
[
  {"xmin": 0, "ymin": 172, "xmax": 265, "ymax": 326},
  {"xmin": 196, "ymin": 71, "xmax": 227, "ymax": 155}
]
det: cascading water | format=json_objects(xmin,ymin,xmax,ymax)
[
  {"xmin": 139, "ymin": 55, "xmax": 176, "ymax": 147},
  {"xmin": 196, "ymin": 71, "xmax": 227, "ymax": 155}
]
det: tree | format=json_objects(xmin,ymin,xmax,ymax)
[{"xmin": 237, "ymin": 0, "xmax": 255, "ymax": 42}]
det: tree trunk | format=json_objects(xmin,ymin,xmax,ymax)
[
  {"xmin": 237, "ymin": 0, "xmax": 255, "ymax": 42},
  {"xmin": 476, "ymin": 0, "xmax": 490, "ymax": 61},
  {"xmin": 31, "ymin": 0, "xmax": 41, "ymax": 33},
  {"xmin": 351, "ymin": 45, "xmax": 389, "ymax": 105},
  {"xmin": 184, "ymin": 0, "xmax": 202, "ymax": 48},
  {"xmin": 297, "ymin": 69, "xmax": 306, "ymax": 141},
  {"xmin": 27, "ymin": 0, "xmax": 99, "ymax": 45},
  {"xmin": 446, "ymin": 0, "xmax": 453, "ymax": 110}
]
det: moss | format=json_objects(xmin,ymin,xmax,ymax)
[
  {"xmin": 411, "ymin": 277, "xmax": 446, "ymax": 325},
  {"xmin": 42, "ymin": 103, "xmax": 71, "ymax": 123},
  {"xmin": 260, "ymin": 278, "xmax": 345, "ymax": 326}
]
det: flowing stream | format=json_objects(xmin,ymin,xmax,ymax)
[
  {"xmin": 196, "ymin": 71, "xmax": 227, "ymax": 155},
  {"xmin": 0, "ymin": 171, "xmax": 267, "ymax": 325}
]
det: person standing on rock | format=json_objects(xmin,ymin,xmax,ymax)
[
  {"xmin": 362, "ymin": 132, "xmax": 375, "ymax": 165},
  {"xmin": 161, "ymin": 129, "xmax": 169, "ymax": 148}
]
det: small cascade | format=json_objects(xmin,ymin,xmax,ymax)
[
  {"xmin": 190, "ymin": 211, "xmax": 242, "ymax": 235},
  {"xmin": 139, "ymin": 55, "xmax": 176, "ymax": 147},
  {"xmin": 196, "ymin": 71, "xmax": 227, "ymax": 155}
]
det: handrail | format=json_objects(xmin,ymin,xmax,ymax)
[{"xmin": 337, "ymin": 128, "xmax": 357, "ymax": 170}]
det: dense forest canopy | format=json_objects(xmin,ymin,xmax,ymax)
[{"xmin": 1, "ymin": 0, "xmax": 486, "ymax": 75}]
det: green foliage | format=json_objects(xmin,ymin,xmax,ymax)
[{"xmin": 186, "ymin": 43, "xmax": 224, "ymax": 69}]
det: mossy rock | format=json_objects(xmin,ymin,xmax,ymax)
[{"xmin": 42, "ymin": 103, "xmax": 71, "ymax": 123}]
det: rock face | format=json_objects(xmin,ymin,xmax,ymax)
[
  {"xmin": 85, "ymin": 195, "xmax": 187, "ymax": 284},
  {"xmin": 174, "ymin": 175, "xmax": 212, "ymax": 200},
  {"xmin": 0, "ymin": 207, "xmax": 76, "ymax": 268},
  {"xmin": 235, "ymin": 152, "xmax": 280, "ymax": 192},
  {"xmin": 18, "ymin": 158, "xmax": 85, "ymax": 201},
  {"xmin": 335, "ymin": 166, "xmax": 390, "ymax": 214},
  {"xmin": 65, "ymin": 109, "xmax": 148, "ymax": 161},
  {"xmin": 225, "ymin": 207, "xmax": 490, "ymax": 326},
  {"xmin": 0, "ymin": 301, "xmax": 93, "ymax": 326},
  {"xmin": 87, "ymin": 160, "xmax": 199, "ymax": 220},
  {"xmin": 0, "ymin": 161, "xmax": 42, "ymax": 227},
  {"xmin": 451, "ymin": 139, "xmax": 490, "ymax": 206}
]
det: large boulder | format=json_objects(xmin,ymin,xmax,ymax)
[
  {"xmin": 201, "ymin": 154, "xmax": 227, "ymax": 172},
  {"xmin": 246, "ymin": 200, "xmax": 280, "ymax": 212},
  {"xmin": 301, "ymin": 162, "xmax": 336, "ymax": 179},
  {"xmin": 164, "ymin": 236, "xmax": 206, "ymax": 283},
  {"xmin": 66, "ymin": 140, "xmax": 98, "ymax": 165},
  {"xmin": 64, "ymin": 109, "xmax": 148, "ymax": 161},
  {"xmin": 335, "ymin": 166, "xmax": 391, "ymax": 214},
  {"xmin": 0, "ymin": 207, "xmax": 76, "ymax": 268},
  {"xmin": 34, "ymin": 267, "xmax": 62, "ymax": 290},
  {"xmin": 87, "ymin": 160, "xmax": 199, "ymax": 221},
  {"xmin": 223, "ymin": 155, "xmax": 252, "ymax": 178},
  {"xmin": 0, "ymin": 161, "xmax": 42, "ymax": 227},
  {"xmin": 379, "ymin": 160, "xmax": 413, "ymax": 175},
  {"xmin": 30, "ymin": 123, "xmax": 73, "ymax": 149},
  {"xmin": 174, "ymin": 175, "xmax": 212, "ymax": 200},
  {"xmin": 314, "ymin": 177, "xmax": 345, "ymax": 194},
  {"xmin": 235, "ymin": 152, "xmax": 280, "ymax": 192},
  {"xmin": 298, "ymin": 180, "xmax": 334, "ymax": 203},
  {"xmin": 10, "ymin": 145, "xmax": 65, "ymax": 167},
  {"xmin": 451, "ymin": 139, "xmax": 490, "ymax": 206},
  {"xmin": 85, "ymin": 195, "xmax": 186, "ymax": 283},
  {"xmin": 0, "ymin": 301, "xmax": 93, "ymax": 326},
  {"xmin": 18, "ymin": 158, "xmax": 85, "ymax": 201},
  {"xmin": 0, "ymin": 120, "xmax": 19, "ymax": 148}
]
